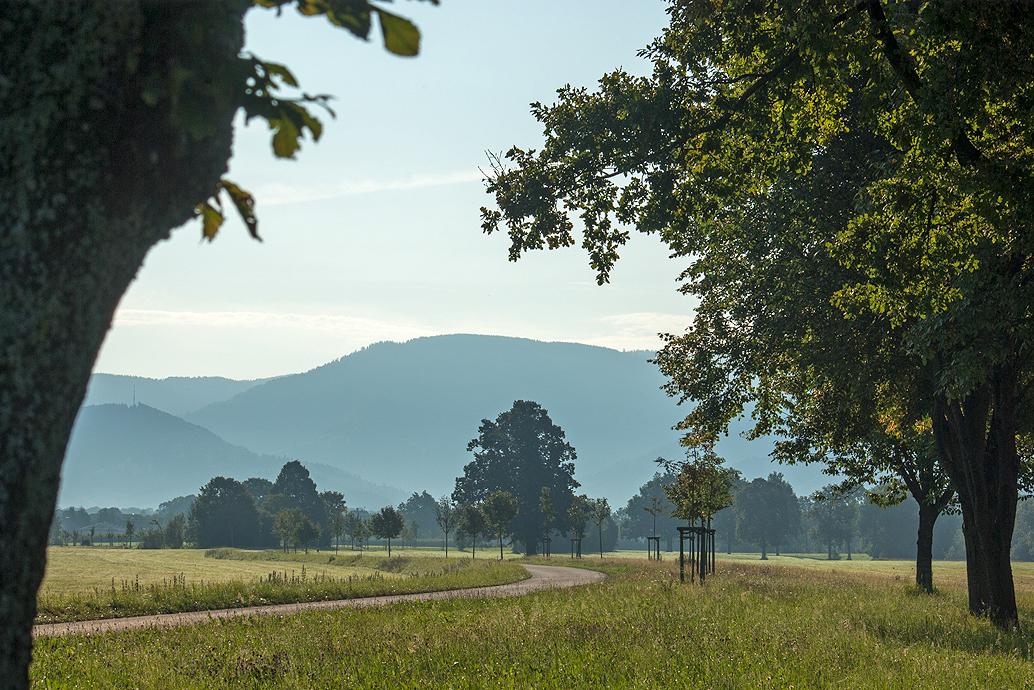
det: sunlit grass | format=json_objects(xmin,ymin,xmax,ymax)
[
  {"xmin": 37, "ymin": 548, "xmax": 528, "ymax": 624},
  {"xmin": 31, "ymin": 558, "xmax": 1034, "ymax": 689}
]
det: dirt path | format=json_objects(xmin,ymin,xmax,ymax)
[{"xmin": 33, "ymin": 564, "xmax": 606, "ymax": 638}]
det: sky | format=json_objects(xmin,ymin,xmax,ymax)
[{"xmin": 93, "ymin": 0, "xmax": 696, "ymax": 381}]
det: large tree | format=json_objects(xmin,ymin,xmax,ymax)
[
  {"xmin": 0, "ymin": 2, "xmax": 432, "ymax": 684},
  {"xmin": 734, "ymin": 474, "xmax": 799, "ymax": 560},
  {"xmin": 187, "ymin": 476, "xmax": 261, "ymax": 549},
  {"xmin": 271, "ymin": 460, "xmax": 330, "ymax": 547},
  {"xmin": 454, "ymin": 400, "xmax": 579, "ymax": 554},
  {"xmin": 482, "ymin": 1, "xmax": 1034, "ymax": 628}
]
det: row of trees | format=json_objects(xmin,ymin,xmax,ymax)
[{"xmin": 620, "ymin": 464, "xmax": 976, "ymax": 566}]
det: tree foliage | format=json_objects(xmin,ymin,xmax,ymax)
[
  {"xmin": 659, "ymin": 449, "xmax": 739, "ymax": 526},
  {"xmin": 457, "ymin": 503, "xmax": 489, "ymax": 559},
  {"xmin": 482, "ymin": 490, "xmax": 519, "ymax": 560},
  {"xmin": 188, "ymin": 476, "xmax": 260, "ymax": 549},
  {"xmin": 454, "ymin": 400, "xmax": 579, "ymax": 554},
  {"xmin": 434, "ymin": 495, "xmax": 458, "ymax": 558},
  {"xmin": 623, "ymin": 471, "xmax": 682, "ymax": 550},
  {"xmin": 481, "ymin": 0, "xmax": 1034, "ymax": 628},
  {"xmin": 369, "ymin": 505, "xmax": 405, "ymax": 557},
  {"xmin": 734, "ymin": 474, "xmax": 800, "ymax": 560}
]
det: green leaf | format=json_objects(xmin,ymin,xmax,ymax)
[
  {"xmin": 377, "ymin": 9, "xmax": 420, "ymax": 57},
  {"xmin": 195, "ymin": 201, "xmax": 225, "ymax": 242},
  {"xmin": 271, "ymin": 115, "xmax": 302, "ymax": 158},
  {"xmin": 218, "ymin": 179, "xmax": 261, "ymax": 241},
  {"xmin": 262, "ymin": 60, "xmax": 299, "ymax": 88}
]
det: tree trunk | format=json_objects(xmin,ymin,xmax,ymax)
[
  {"xmin": 915, "ymin": 501, "xmax": 938, "ymax": 592},
  {"xmin": 0, "ymin": 5, "xmax": 243, "ymax": 688},
  {"xmin": 932, "ymin": 367, "xmax": 1020, "ymax": 629},
  {"xmin": 760, "ymin": 541, "xmax": 768, "ymax": 560}
]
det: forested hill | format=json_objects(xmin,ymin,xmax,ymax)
[
  {"xmin": 178, "ymin": 334, "xmax": 793, "ymax": 500},
  {"xmin": 60, "ymin": 403, "xmax": 403, "ymax": 510},
  {"xmin": 82, "ymin": 374, "xmax": 269, "ymax": 416}
]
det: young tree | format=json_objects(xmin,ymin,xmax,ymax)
[
  {"xmin": 272, "ymin": 508, "xmax": 303, "ymax": 553},
  {"xmin": 482, "ymin": 491, "xmax": 519, "ymax": 560},
  {"xmin": 2, "ymin": 4, "xmax": 434, "ymax": 682},
  {"xmin": 434, "ymin": 495, "xmax": 458, "ymax": 558},
  {"xmin": 454, "ymin": 400, "xmax": 579, "ymax": 555},
  {"xmin": 481, "ymin": 0, "xmax": 1034, "ymax": 629},
  {"xmin": 124, "ymin": 520, "xmax": 135, "ymax": 549},
  {"xmin": 329, "ymin": 510, "xmax": 347, "ymax": 554},
  {"xmin": 568, "ymin": 494, "xmax": 590, "ymax": 558},
  {"xmin": 538, "ymin": 487, "xmax": 555, "ymax": 556},
  {"xmin": 346, "ymin": 510, "xmax": 368, "ymax": 553},
  {"xmin": 623, "ymin": 471, "xmax": 681, "ymax": 551},
  {"xmin": 457, "ymin": 503, "xmax": 489, "ymax": 560},
  {"xmin": 369, "ymin": 506, "xmax": 405, "ymax": 558},
  {"xmin": 294, "ymin": 515, "xmax": 322, "ymax": 555},
  {"xmin": 588, "ymin": 498, "xmax": 611, "ymax": 560}
]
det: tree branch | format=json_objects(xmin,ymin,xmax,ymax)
[{"xmin": 864, "ymin": 0, "xmax": 983, "ymax": 166}]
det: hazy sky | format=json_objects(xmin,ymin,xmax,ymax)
[{"xmin": 94, "ymin": 0, "xmax": 695, "ymax": 380}]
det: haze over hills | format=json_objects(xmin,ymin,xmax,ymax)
[
  {"xmin": 68, "ymin": 335, "xmax": 829, "ymax": 510},
  {"xmin": 60, "ymin": 403, "xmax": 404, "ymax": 510},
  {"xmin": 82, "ymin": 374, "xmax": 270, "ymax": 417},
  {"xmin": 181, "ymin": 334, "xmax": 817, "ymax": 499}
]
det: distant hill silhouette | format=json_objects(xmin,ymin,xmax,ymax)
[
  {"xmin": 60, "ymin": 403, "xmax": 403, "ymax": 510},
  {"xmin": 83, "ymin": 374, "xmax": 270, "ymax": 416},
  {"xmin": 179, "ymin": 334, "xmax": 815, "ymax": 501}
]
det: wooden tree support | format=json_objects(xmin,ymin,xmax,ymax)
[
  {"xmin": 647, "ymin": 536, "xmax": 661, "ymax": 561},
  {"xmin": 678, "ymin": 524, "xmax": 716, "ymax": 584}
]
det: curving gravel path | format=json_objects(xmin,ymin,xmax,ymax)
[{"xmin": 33, "ymin": 564, "xmax": 606, "ymax": 638}]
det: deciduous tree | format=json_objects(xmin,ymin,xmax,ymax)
[
  {"xmin": 188, "ymin": 477, "xmax": 260, "ymax": 549},
  {"xmin": 482, "ymin": 490, "xmax": 519, "ymax": 560},
  {"xmin": 481, "ymin": 0, "xmax": 1034, "ymax": 628},
  {"xmin": 457, "ymin": 503, "xmax": 488, "ymax": 560},
  {"xmin": 434, "ymin": 495, "xmax": 458, "ymax": 558},
  {"xmin": 587, "ymin": 498, "xmax": 611, "ymax": 560},
  {"xmin": 0, "ymin": 2, "xmax": 433, "ymax": 683},
  {"xmin": 369, "ymin": 505, "xmax": 405, "ymax": 557},
  {"xmin": 568, "ymin": 494, "xmax": 590, "ymax": 558},
  {"xmin": 454, "ymin": 400, "xmax": 579, "ymax": 554}
]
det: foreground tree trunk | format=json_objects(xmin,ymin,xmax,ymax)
[
  {"xmin": 0, "ymin": 4, "xmax": 244, "ymax": 688},
  {"xmin": 933, "ymin": 366, "xmax": 1021, "ymax": 629},
  {"xmin": 915, "ymin": 502, "xmax": 939, "ymax": 593}
]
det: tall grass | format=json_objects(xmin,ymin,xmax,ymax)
[
  {"xmin": 36, "ymin": 553, "xmax": 527, "ymax": 624},
  {"xmin": 32, "ymin": 558, "xmax": 1034, "ymax": 688}
]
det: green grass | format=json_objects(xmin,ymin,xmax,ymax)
[
  {"xmin": 36, "ymin": 548, "xmax": 528, "ymax": 624},
  {"xmin": 31, "ymin": 557, "xmax": 1034, "ymax": 688}
]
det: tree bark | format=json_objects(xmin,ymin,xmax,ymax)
[
  {"xmin": 915, "ymin": 501, "xmax": 938, "ymax": 592},
  {"xmin": 0, "ymin": 4, "xmax": 244, "ymax": 688},
  {"xmin": 932, "ymin": 365, "xmax": 1020, "ymax": 629}
]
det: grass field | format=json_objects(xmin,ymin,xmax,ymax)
[
  {"xmin": 36, "ymin": 547, "xmax": 528, "ymax": 624},
  {"xmin": 30, "ymin": 555, "xmax": 1034, "ymax": 688}
]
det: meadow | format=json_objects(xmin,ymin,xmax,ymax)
[
  {"xmin": 31, "ymin": 554, "xmax": 1034, "ymax": 688},
  {"xmin": 36, "ymin": 547, "xmax": 528, "ymax": 624}
]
